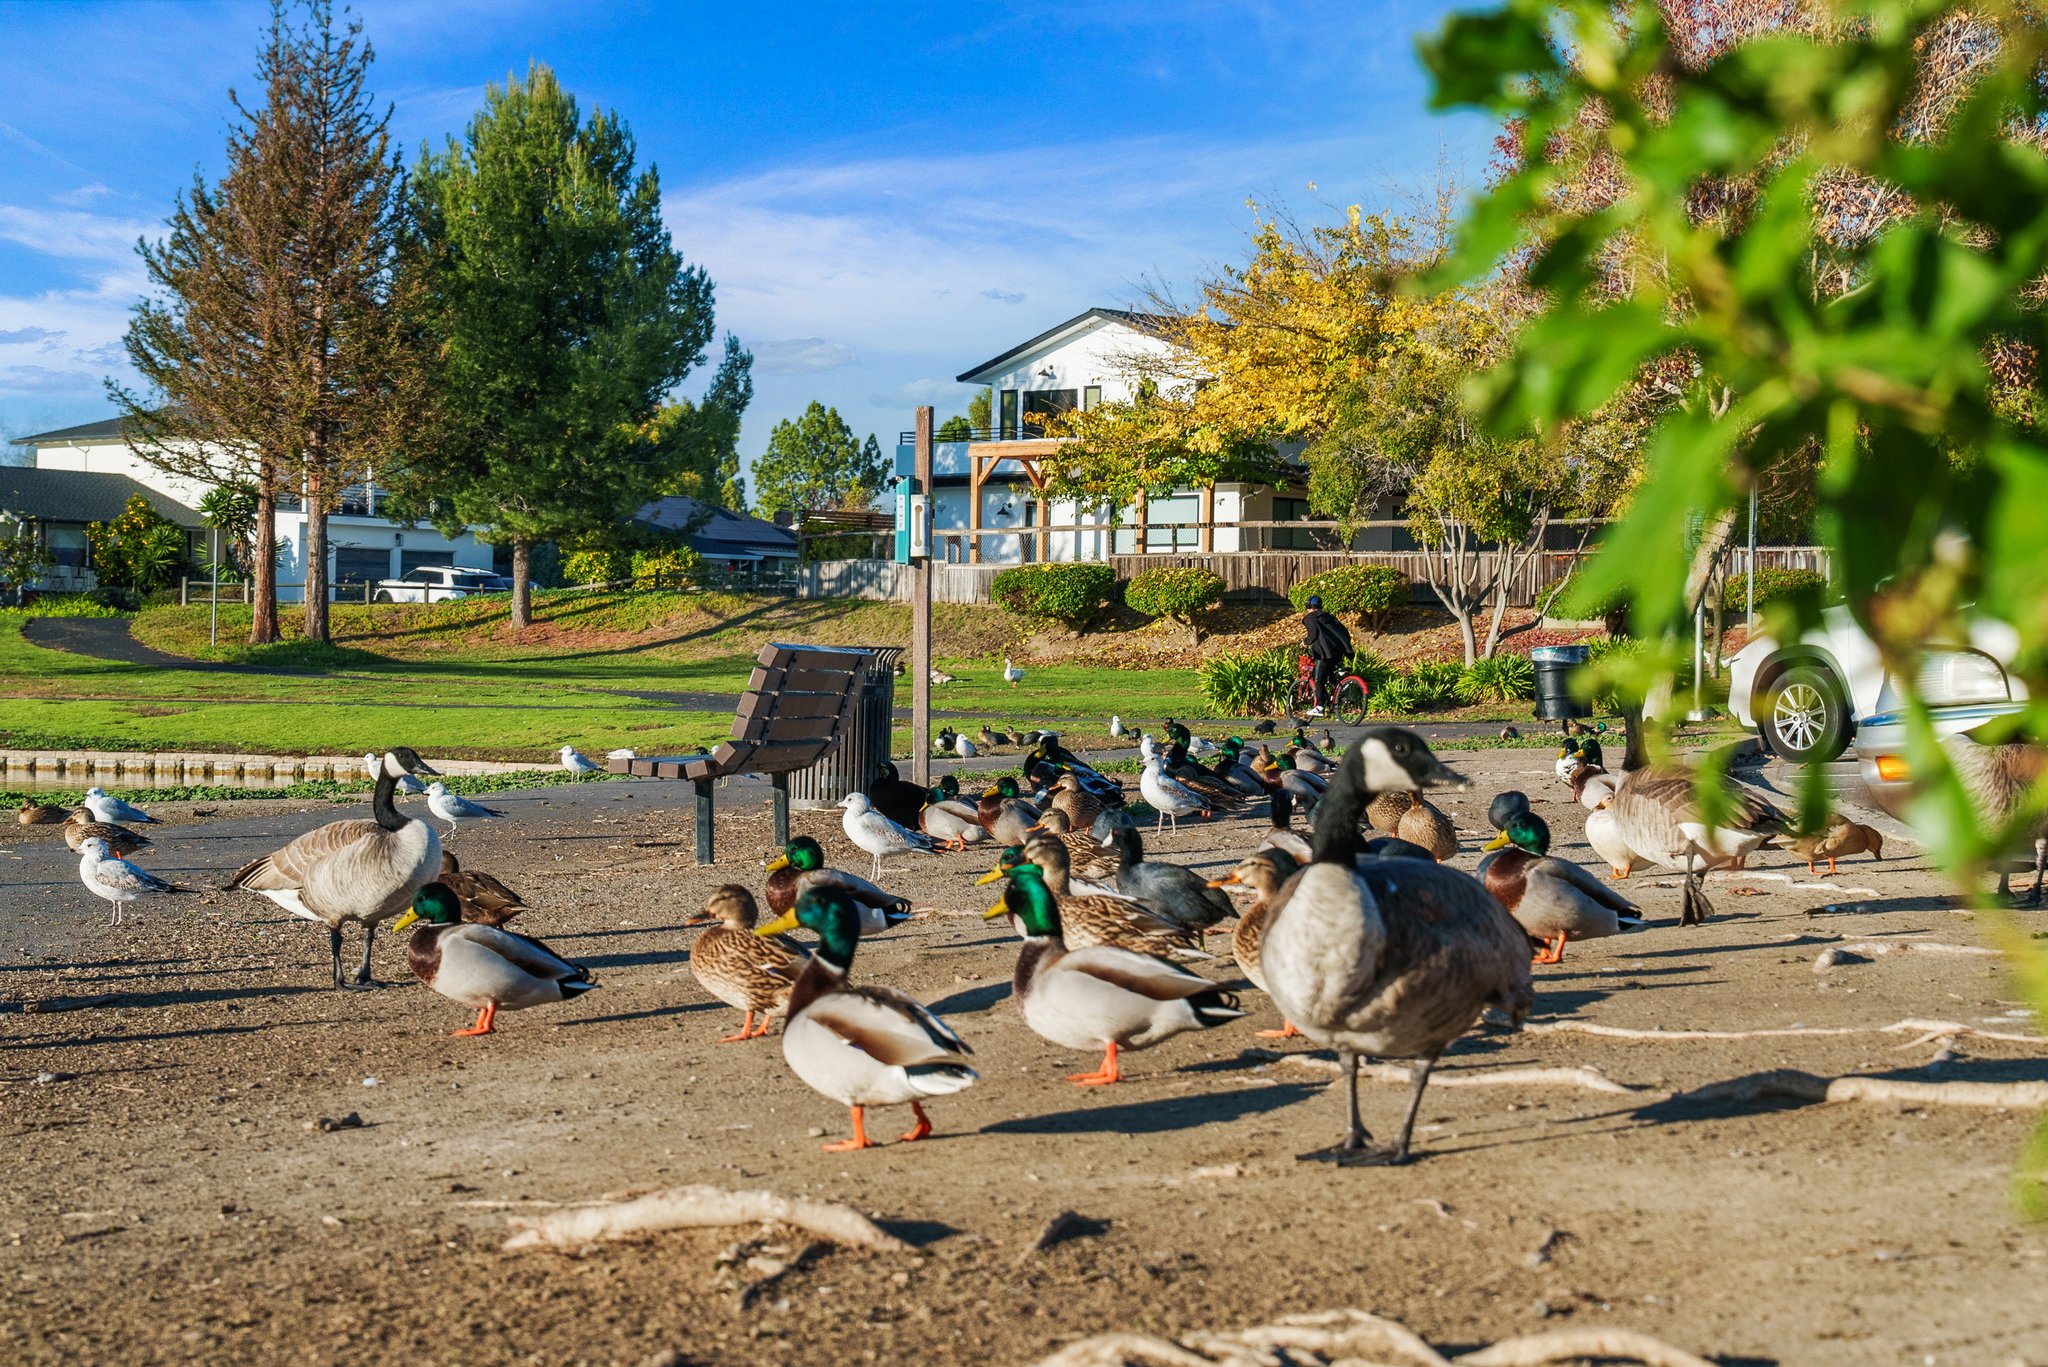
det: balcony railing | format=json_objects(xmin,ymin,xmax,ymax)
[{"xmin": 895, "ymin": 424, "xmax": 1067, "ymax": 444}]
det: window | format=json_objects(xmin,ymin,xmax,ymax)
[
  {"xmin": 334, "ymin": 547, "xmax": 390, "ymax": 585},
  {"xmin": 1270, "ymin": 497, "xmax": 1326, "ymax": 550},
  {"xmin": 999, "ymin": 389, "xmax": 1019, "ymax": 439},
  {"xmin": 1082, "ymin": 384, "xmax": 1102, "ymax": 411},
  {"xmin": 400, "ymin": 550, "xmax": 454, "ymax": 577},
  {"xmin": 1112, "ymin": 492, "xmax": 1202, "ymax": 553},
  {"xmin": 47, "ymin": 527, "xmax": 85, "ymax": 570},
  {"xmin": 1023, "ymin": 389, "xmax": 1077, "ymax": 437}
]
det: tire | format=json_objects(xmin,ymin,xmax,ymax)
[
  {"xmin": 1334, "ymin": 677, "xmax": 1369, "ymax": 726},
  {"xmin": 373, "ymin": 590, "xmax": 395, "ymax": 604},
  {"xmin": 1288, "ymin": 678, "xmax": 1316, "ymax": 718},
  {"xmin": 1759, "ymin": 663, "xmax": 1849, "ymax": 763}
]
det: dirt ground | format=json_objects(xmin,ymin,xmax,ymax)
[{"xmin": 3, "ymin": 745, "xmax": 2045, "ymax": 1366}]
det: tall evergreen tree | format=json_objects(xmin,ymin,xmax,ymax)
[
  {"xmin": 114, "ymin": 0, "xmax": 418, "ymax": 643},
  {"xmin": 400, "ymin": 64, "xmax": 715, "ymax": 628},
  {"xmin": 751, "ymin": 402, "xmax": 887, "ymax": 517}
]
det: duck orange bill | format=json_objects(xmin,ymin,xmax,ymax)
[
  {"xmin": 972, "ymin": 867, "xmax": 1007, "ymax": 886},
  {"xmin": 1482, "ymin": 832, "xmax": 1513, "ymax": 852},
  {"xmin": 1205, "ymin": 874, "xmax": 1240, "ymax": 889},
  {"xmin": 763, "ymin": 853, "xmax": 791, "ymax": 872},
  {"xmin": 388, "ymin": 909, "xmax": 420, "ymax": 933},
  {"xmin": 754, "ymin": 910, "xmax": 800, "ymax": 937},
  {"xmin": 982, "ymin": 901, "xmax": 1010, "ymax": 921}
]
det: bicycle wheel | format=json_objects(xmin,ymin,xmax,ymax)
[
  {"xmin": 1288, "ymin": 677, "xmax": 1317, "ymax": 717},
  {"xmin": 1334, "ymin": 677, "xmax": 1369, "ymax": 726}
]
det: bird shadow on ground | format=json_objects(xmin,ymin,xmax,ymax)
[
  {"xmin": 548, "ymin": 922, "xmax": 696, "ymax": 942},
  {"xmin": 8, "ymin": 982, "xmax": 327, "ymax": 1013},
  {"xmin": 873, "ymin": 1217, "xmax": 966, "ymax": 1248},
  {"xmin": 0, "ymin": 955, "xmax": 199, "ymax": 974},
  {"xmin": 926, "ymin": 981, "xmax": 1012, "ymax": 1015},
  {"xmin": 980, "ymin": 1081, "xmax": 1320, "ymax": 1136},
  {"xmin": 566, "ymin": 949, "xmax": 690, "ymax": 971},
  {"xmin": 554, "ymin": 1001, "xmax": 715, "ymax": 1027},
  {"xmin": 1, "ymin": 1018, "xmax": 338, "ymax": 1050}
]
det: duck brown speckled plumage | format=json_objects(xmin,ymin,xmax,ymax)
[
  {"xmin": 688, "ymin": 884, "xmax": 808, "ymax": 1041},
  {"xmin": 437, "ymin": 849, "xmax": 527, "ymax": 926},
  {"xmin": 1208, "ymin": 848, "xmax": 1303, "ymax": 1038}
]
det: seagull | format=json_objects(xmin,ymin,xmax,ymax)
[
  {"xmin": 606, "ymin": 747, "xmax": 638, "ymax": 760},
  {"xmin": 560, "ymin": 745, "xmax": 603, "ymax": 775},
  {"xmin": 954, "ymin": 733, "xmax": 978, "ymax": 759},
  {"xmin": 77, "ymin": 836, "xmax": 182, "ymax": 926},
  {"xmin": 82, "ymin": 788, "xmax": 159, "ymax": 825},
  {"xmin": 363, "ymin": 751, "xmax": 425, "ymax": 794},
  {"xmin": 930, "ymin": 668, "xmax": 957, "ymax": 685},
  {"xmin": 838, "ymin": 792, "xmax": 935, "ymax": 880},
  {"xmin": 426, "ymin": 782, "xmax": 506, "ymax": 835},
  {"xmin": 1189, "ymin": 735, "xmax": 1220, "ymax": 758},
  {"xmin": 1109, "ymin": 715, "xmax": 1127, "ymax": 738},
  {"xmin": 1003, "ymin": 658, "xmax": 1025, "ymax": 687},
  {"xmin": 1139, "ymin": 757, "xmax": 1209, "ymax": 834}
]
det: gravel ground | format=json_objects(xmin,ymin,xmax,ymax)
[{"xmin": 3, "ymin": 743, "xmax": 2045, "ymax": 1366}]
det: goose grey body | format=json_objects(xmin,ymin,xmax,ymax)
[
  {"xmin": 1944, "ymin": 731, "xmax": 2048, "ymax": 905},
  {"xmin": 1608, "ymin": 767, "xmax": 1787, "ymax": 924}
]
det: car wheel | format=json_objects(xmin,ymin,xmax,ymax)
[
  {"xmin": 374, "ymin": 590, "xmax": 395, "ymax": 604},
  {"xmin": 1760, "ymin": 664, "xmax": 1848, "ymax": 763}
]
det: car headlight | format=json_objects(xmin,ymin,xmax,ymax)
[{"xmin": 1914, "ymin": 649, "xmax": 2011, "ymax": 705}]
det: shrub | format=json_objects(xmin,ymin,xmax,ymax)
[
  {"xmin": 1366, "ymin": 672, "xmax": 1424, "ymax": 716},
  {"xmin": 86, "ymin": 586, "xmax": 141, "ymax": 612},
  {"xmin": 1721, "ymin": 567, "xmax": 1829, "ymax": 614},
  {"xmin": 990, "ymin": 563, "xmax": 1118, "ymax": 633},
  {"xmin": 1198, "ymin": 645, "xmax": 1294, "ymax": 716},
  {"xmin": 1344, "ymin": 647, "xmax": 1397, "ymax": 691},
  {"xmin": 1456, "ymin": 653, "xmax": 1537, "ymax": 703},
  {"xmin": 4, "ymin": 594, "xmax": 125, "ymax": 619},
  {"xmin": 1286, "ymin": 564, "xmax": 1407, "ymax": 627},
  {"xmin": 630, "ymin": 544, "xmax": 701, "ymax": 586},
  {"xmin": 1404, "ymin": 661, "xmax": 1465, "ymax": 709},
  {"xmin": 1582, "ymin": 635, "xmax": 1643, "ymax": 711},
  {"xmin": 1124, "ymin": 567, "xmax": 1226, "ymax": 643},
  {"xmin": 561, "ymin": 548, "xmax": 630, "ymax": 586}
]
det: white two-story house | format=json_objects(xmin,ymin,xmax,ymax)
[{"xmin": 10, "ymin": 417, "xmax": 493, "ymax": 598}]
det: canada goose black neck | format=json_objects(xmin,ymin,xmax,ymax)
[
  {"xmin": 372, "ymin": 766, "xmax": 405, "ymax": 832},
  {"xmin": 1311, "ymin": 744, "xmax": 1372, "ymax": 866}
]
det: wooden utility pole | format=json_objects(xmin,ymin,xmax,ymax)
[{"xmin": 910, "ymin": 407, "xmax": 935, "ymax": 785}]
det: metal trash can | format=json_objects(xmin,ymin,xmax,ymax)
[
  {"xmin": 1530, "ymin": 644, "xmax": 1592, "ymax": 722},
  {"xmin": 786, "ymin": 645, "xmax": 903, "ymax": 809}
]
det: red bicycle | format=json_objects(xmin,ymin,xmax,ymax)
[{"xmin": 1289, "ymin": 654, "xmax": 1370, "ymax": 725}]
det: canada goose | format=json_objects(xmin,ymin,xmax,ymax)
[
  {"xmin": 839, "ymin": 792, "xmax": 935, "ymax": 880},
  {"xmin": 1480, "ymin": 811, "xmax": 1643, "ymax": 963},
  {"xmin": 77, "ymin": 836, "xmax": 184, "ymax": 926},
  {"xmin": 437, "ymin": 849, "xmax": 526, "ymax": 926},
  {"xmin": 229, "ymin": 747, "xmax": 442, "ymax": 989},
  {"xmin": 1140, "ymin": 757, "xmax": 1209, "ymax": 832},
  {"xmin": 1942, "ymin": 730, "xmax": 2047, "ymax": 905},
  {"xmin": 1208, "ymin": 847, "xmax": 1304, "ymax": 1037},
  {"xmin": 1607, "ymin": 767, "xmax": 1788, "ymax": 924},
  {"xmin": 63, "ymin": 810, "xmax": 153, "ymax": 859},
  {"xmin": 985, "ymin": 862, "xmax": 1244, "ymax": 1085},
  {"xmin": 18, "ymin": 801, "xmax": 67, "ymax": 826},
  {"xmin": 978, "ymin": 843, "xmax": 1206, "ymax": 958},
  {"xmin": 764, "ymin": 836, "xmax": 914, "ymax": 933},
  {"xmin": 83, "ymin": 788, "xmax": 157, "ymax": 825},
  {"xmin": 687, "ymin": 884, "xmax": 806, "ymax": 1041},
  {"xmin": 1258, "ymin": 728, "xmax": 1534, "ymax": 1165},
  {"xmin": 1788, "ymin": 814, "xmax": 1885, "ymax": 876},
  {"xmin": 560, "ymin": 745, "xmax": 603, "ymax": 775},
  {"xmin": 755, "ymin": 887, "xmax": 978, "ymax": 1150},
  {"xmin": 390, "ymin": 883, "xmax": 595, "ymax": 1035}
]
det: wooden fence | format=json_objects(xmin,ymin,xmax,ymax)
[{"xmin": 794, "ymin": 546, "xmax": 1831, "ymax": 608}]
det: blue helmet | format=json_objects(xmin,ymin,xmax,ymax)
[{"xmin": 1306, "ymin": 594, "xmax": 1322, "ymax": 609}]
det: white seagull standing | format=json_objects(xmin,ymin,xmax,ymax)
[
  {"xmin": 77, "ymin": 835, "xmax": 181, "ymax": 926},
  {"xmin": 426, "ymin": 782, "xmax": 506, "ymax": 836},
  {"xmin": 362, "ymin": 751, "xmax": 424, "ymax": 794},
  {"xmin": 1003, "ymin": 658, "xmax": 1025, "ymax": 687},
  {"xmin": 1139, "ymin": 756, "xmax": 1209, "ymax": 834},
  {"xmin": 838, "ymin": 792, "xmax": 935, "ymax": 880},
  {"xmin": 954, "ymin": 733, "xmax": 978, "ymax": 760},
  {"xmin": 82, "ymin": 788, "xmax": 158, "ymax": 825},
  {"xmin": 560, "ymin": 745, "xmax": 603, "ymax": 775},
  {"xmin": 1109, "ymin": 715, "xmax": 1127, "ymax": 738}
]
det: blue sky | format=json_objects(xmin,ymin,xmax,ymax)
[{"xmin": 0, "ymin": 0, "xmax": 1489, "ymax": 481}]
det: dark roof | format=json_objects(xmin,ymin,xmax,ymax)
[
  {"xmin": 629, "ymin": 495, "xmax": 798, "ymax": 557},
  {"xmin": 11, "ymin": 416, "xmax": 130, "ymax": 446},
  {"xmin": 0, "ymin": 467, "xmax": 204, "ymax": 529},
  {"xmin": 955, "ymin": 308, "xmax": 1178, "ymax": 384}
]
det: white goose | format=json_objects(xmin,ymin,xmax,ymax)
[
  {"xmin": 839, "ymin": 792, "xmax": 935, "ymax": 880},
  {"xmin": 77, "ymin": 836, "xmax": 182, "ymax": 926},
  {"xmin": 229, "ymin": 748, "xmax": 442, "ymax": 989}
]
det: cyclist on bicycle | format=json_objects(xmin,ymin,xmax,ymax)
[{"xmin": 1299, "ymin": 593, "xmax": 1352, "ymax": 717}]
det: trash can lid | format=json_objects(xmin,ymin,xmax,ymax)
[{"xmin": 1529, "ymin": 644, "xmax": 1591, "ymax": 664}]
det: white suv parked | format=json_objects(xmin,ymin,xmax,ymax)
[{"xmin": 371, "ymin": 566, "xmax": 510, "ymax": 603}]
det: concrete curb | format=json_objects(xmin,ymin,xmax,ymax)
[{"xmin": 0, "ymin": 748, "xmax": 548, "ymax": 790}]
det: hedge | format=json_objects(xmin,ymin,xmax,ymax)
[
  {"xmin": 990, "ymin": 563, "xmax": 1119, "ymax": 632},
  {"xmin": 1198, "ymin": 645, "xmax": 1294, "ymax": 716},
  {"xmin": 561, "ymin": 548, "xmax": 631, "ymax": 586},
  {"xmin": 1124, "ymin": 566, "xmax": 1225, "ymax": 641},
  {"xmin": 1286, "ymin": 564, "xmax": 1407, "ymax": 627},
  {"xmin": 630, "ymin": 545, "xmax": 701, "ymax": 584},
  {"xmin": 1722, "ymin": 567, "xmax": 1829, "ymax": 613}
]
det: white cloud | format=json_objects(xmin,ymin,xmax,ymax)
[
  {"xmin": 0, "ymin": 205, "xmax": 155, "ymax": 266},
  {"xmin": 52, "ymin": 183, "xmax": 114, "ymax": 207},
  {"xmin": 0, "ymin": 327, "xmax": 63, "ymax": 346},
  {"xmin": 753, "ymin": 337, "xmax": 858, "ymax": 375}
]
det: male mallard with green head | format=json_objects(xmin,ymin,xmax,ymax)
[
  {"xmin": 1479, "ymin": 811, "xmax": 1643, "ymax": 964},
  {"xmin": 391, "ymin": 883, "xmax": 596, "ymax": 1036}
]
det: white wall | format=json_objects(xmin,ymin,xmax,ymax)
[
  {"xmin": 31, "ymin": 439, "xmax": 217, "ymax": 509},
  {"xmin": 973, "ymin": 317, "xmax": 1190, "ymax": 414}
]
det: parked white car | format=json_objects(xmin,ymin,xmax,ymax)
[
  {"xmin": 371, "ymin": 565, "xmax": 510, "ymax": 604},
  {"xmin": 1729, "ymin": 605, "xmax": 2023, "ymax": 765}
]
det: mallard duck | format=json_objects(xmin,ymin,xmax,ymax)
[
  {"xmin": 1480, "ymin": 811, "xmax": 1643, "ymax": 964},
  {"xmin": 839, "ymin": 792, "xmax": 935, "ymax": 880},
  {"xmin": 76, "ymin": 836, "xmax": 184, "ymax": 926},
  {"xmin": 1395, "ymin": 797, "xmax": 1458, "ymax": 861},
  {"xmin": 1048, "ymin": 773, "xmax": 1109, "ymax": 832},
  {"xmin": 1607, "ymin": 766, "xmax": 1788, "ymax": 924},
  {"xmin": 976, "ymin": 776, "xmax": 1042, "ymax": 845},
  {"xmin": 918, "ymin": 783, "xmax": 987, "ymax": 850},
  {"xmin": 1942, "ymin": 730, "xmax": 2046, "ymax": 905},
  {"xmin": 868, "ymin": 761, "xmax": 928, "ymax": 829},
  {"xmin": 1020, "ymin": 832, "xmax": 1124, "ymax": 899},
  {"xmin": 83, "ymin": 788, "xmax": 158, "ymax": 825},
  {"xmin": 1788, "ymin": 814, "xmax": 1885, "ymax": 875},
  {"xmin": 229, "ymin": 748, "xmax": 442, "ymax": 990},
  {"xmin": 1258, "ymin": 727, "xmax": 1534, "ymax": 1166},
  {"xmin": 438, "ymin": 849, "xmax": 526, "ymax": 926},
  {"xmin": 986, "ymin": 862, "xmax": 1243, "ymax": 1085},
  {"xmin": 687, "ymin": 884, "xmax": 807, "ymax": 1041},
  {"xmin": 1365, "ymin": 789, "xmax": 1414, "ymax": 834},
  {"xmin": 764, "ymin": 836, "xmax": 912, "ymax": 933},
  {"xmin": 390, "ymin": 882, "xmax": 596, "ymax": 1035},
  {"xmin": 1208, "ymin": 848, "xmax": 1303, "ymax": 1038},
  {"xmin": 1585, "ymin": 802, "xmax": 1652, "ymax": 879},
  {"xmin": 976, "ymin": 844, "xmax": 1206, "ymax": 959},
  {"xmin": 755, "ymin": 887, "xmax": 977, "ymax": 1150},
  {"xmin": 1025, "ymin": 807, "xmax": 1118, "ymax": 880},
  {"xmin": 63, "ymin": 810, "xmax": 153, "ymax": 858},
  {"xmin": 1103, "ymin": 822, "xmax": 1236, "ymax": 939},
  {"xmin": 1256, "ymin": 789, "xmax": 1314, "ymax": 863},
  {"xmin": 1567, "ymin": 762, "xmax": 1621, "ymax": 810},
  {"xmin": 18, "ymin": 800, "xmax": 67, "ymax": 826}
]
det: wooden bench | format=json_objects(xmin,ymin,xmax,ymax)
[{"xmin": 608, "ymin": 642, "xmax": 877, "ymax": 864}]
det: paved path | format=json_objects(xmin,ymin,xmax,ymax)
[{"xmin": 21, "ymin": 616, "xmax": 311, "ymax": 674}]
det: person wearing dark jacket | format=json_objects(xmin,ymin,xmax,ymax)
[{"xmin": 1299, "ymin": 594, "xmax": 1352, "ymax": 716}]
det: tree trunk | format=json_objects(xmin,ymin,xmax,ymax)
[
  {"xmin": 250, "ymin": 470, "xmax": 279, "ymax": 645},
  {"xmin": 511, "ymin": 536, "xmax": 533, "ymax": 629},
  {"xmin": 303, "ymin": 467, "xmax": 330, "ymax": 643}
]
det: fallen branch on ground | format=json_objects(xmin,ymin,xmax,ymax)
[
  {"xmin": 500, "ymin": 1184, "xmax": 911, "ymax": 1253},
  {"xmin": 1521, "ymin": 1017, "xmax": 2041, "ymax": 1047},
  {"xmin": 1030, "ymin": 1308, "xmax": 1716, "ymax": 1367},
  {"xmin": 1684, "ymin": 1070, "xmax": 2048, "ymax": 1110},
  {"xmin": 1256, "ymin": 1053, "xmax": 1650, "ymax": 1096}
]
